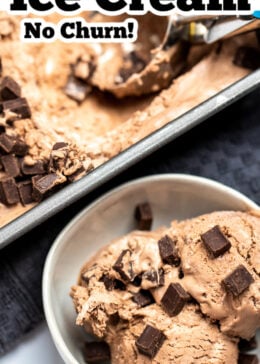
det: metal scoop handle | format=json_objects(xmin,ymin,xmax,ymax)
[{"xmin": 167, "ymin": 15, "xmax": 260, "ymax": 44}]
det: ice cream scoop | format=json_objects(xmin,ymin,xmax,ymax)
[{"xmin": 94, "ymin": 15, "xmax": 260, "ymax": 98}]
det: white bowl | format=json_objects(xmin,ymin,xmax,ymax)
[{"xmin": 42, "ymin": 174, "xmax": 260, "ymax": 364}]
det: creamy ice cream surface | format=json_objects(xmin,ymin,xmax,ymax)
[
  {"xmin": 0, "ymin": 12, "xmax": 259, "ymax": 227},
  {"xmin": 71, "ymin": 210, "xmax": 260, "ymax": 363}
]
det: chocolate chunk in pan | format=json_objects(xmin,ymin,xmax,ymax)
[
  {"xmin": 1, "ymin": 97, "xmax": 31, "ymax": 121},
  {"xmin": 238, "ymin": 353, "xmax": 259, "ymax": 364},
  {"xmin": 1, "ymin": 154, "xmax": 20, "ymax": 177},
  {"xmin": 233, "ymin": 47, "xmax": 260, "ymax": 70},
  {"xmin": 21, "ymin": 160, "xmax": 46, "ymax": 175},
  {"xmin": 11, "ymin": 138, "xmax": 29, "ymax": 156},
  {"xmin": 64, "ymin": 75, "xmax": 92, "ymax": 102},
  {"xmin": 161, "ymin": 283, "xmax": 190, "ymax": 317},
  {"xmin": 239, "ymin": 336, "xmax": 257, "ymax": 352},
  {"xmin": 17, "ymin": 181, "xmax": 34, "ymax": 205},
  {"xmin": 132, "ymin": 290, "xmax": 155, "ymax": 307},
  {"xmin": 31, "ymin": 174, "xmax": 45, "ymax": 202},
  {"xmin": 0, "ymin": 76, "xmax": 21, "ymax": 101},
  {"xmin": 0, "ymin": 133, "xmax": 16, "ymax": 153},
  {"xmin": 222, "ymin": 265, "xmax": 254, "ymax": 297},
  {"xmin": 0, "ymin": 177, "xmax": 19, "ymax": 205},
  {"xmin": 67, "ymin": 166, "xmax": 86, "ymax": 182},
  {"xmin": 49, "ymin": 143, "xmax": 69, "ymax": 172},
  {"xmin": 112, "ymin": 249, "xmax": 134, "ymax": 282},
  {"xmin": 158, "ymin": 235, "xmax": 180, "ymax": 266},
  {"xmin": 84, "ymin": 341, "xmax": 111, "ymax": 363},
  {"xmin": 201, "ymin": 225, "xmax": 231, "ymax": 258},
  {"xmin": 135, "ymin": 202, "xmax": 153, "ymax": 231},
  {"xmin": 136, "ymin": 325, "xmax": 166, "ymax": 358},
  {"xmin": 33, "ymin": 173, "xmax": 66, "ymax": 196},
  {"xmin": 142, "ymin": 268, "xmax": 164, "ymax": 288}
]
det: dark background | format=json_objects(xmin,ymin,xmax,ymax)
[{"xmin": 0, "ymin": 87, "xmax": 260, "ymax": 355}]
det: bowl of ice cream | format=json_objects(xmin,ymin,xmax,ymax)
[{"xmin": 42, "ymin": 174, "xmax": 260, "ymax": 364}]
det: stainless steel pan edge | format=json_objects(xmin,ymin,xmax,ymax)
[{"xmin": 0, "ymin": 69, "xmax": 259, "ymax": 248}]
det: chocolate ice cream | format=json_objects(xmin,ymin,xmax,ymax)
[
  {"xmin": 71, "ymin": 229, "xmax": 239, "ymax": 363},
  {"xmin": 0, "ymin": 12, "xmax": 259, "ymax": 227},
  {"xmin": 70, "ymin": 210, "xmax": 259, "ymax": 362}
]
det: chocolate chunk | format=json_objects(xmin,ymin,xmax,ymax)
[
  {"xmin": 52, "ymin": 142, "xmax": 68, "ymax": 150},
  {"xmin": 132, "ymin": 290, "xmax": 155, "ymax": 307},
  {"xmin": 17, "ymin": 181, "xmax": 34, "ymax": 205},
  {"xmin": 1, "ymin": 154, "xmax": 20, "ymax": 177},
  {"xmin": 161, "ymin": 283, "xmax": 190, "ymax": 317},
  {"xmin": 142, "ymin": 268, "xmax": 164, "ymax": 288},
  {"xmin": 21, "ymin": 160, "xmax": 46, "ymax": 175},
  {"xmin": 109, "ymin": 312, "xmax": 120, "ymax": 326},
  {"xmin": 0, "ymin": 76, "xmax": 21, "ymax": 101},
  {"xmin": 67, "ymin": 166, "xmax": 85, "ymax": 182},
  {"xmin": 101, "ymin": 275, "xmax": 115, "ymax": 291},
  {"xmin": 101, "ymin": 275, "xmax": 126, "ymax": 291},
  {"xmin": 233, "ymin": 47, "xmax": 260, "ymax": 70},
  {"xmin": 132, "ymin": 274, "xmax": 142, "ymax": 287},
  {"xmin": 136, "ymin": 325, "xmax": 166, "ymax": 358},
  {"xmin": 201, "ymin": 225, "xmax": 231, "ymax": 258},
  {"xmin": 1, "ymin": 97, "xmax": 31, "ymax": 121},
  {"xmin": 0, "ymin": 177, "xmax": 19, "ymax": 205},
  {"xmin": 0, "ymin": 133, "xmax": 16, "ymax": 153},
  {"xmin": 31, "ymin": 174, "xmax": 45, "ymax": 202},
  {"xmin": 112, "ymin": 249, "xmax": 134, "ymax": 282},
  {"xmin": 135, "ymin": 202, "xmax": 153, "ymax": 231},
  {"xmin": 222, "ymin": 265, "xmax": 254, "ymax": 297},
  {"xmin": 238, "ymin": 353, "xmax": 259, "ymax": 364},
  {"xmin": 84, "ymin": 341, "xmax": 111, "ymax": 363},
  {"xmin": 64, "ymin": 75, "xmax": 92, "ymax": 102},
  {"xmin": 33, "ymin": 173, "xmax": 65, "ymax": 196},
  {"xmin": 158, "ymin": 235, "xmax": 180, "ymax": 266},
  {"xmin": 239, "ymin": 336, "xmax": 257, "ymax": 352},
  {"xmin": 12, "ymin": 138, "xmax": 28, "ymax": 156}
]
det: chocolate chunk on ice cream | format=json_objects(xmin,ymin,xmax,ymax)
[
  {"xmin": 135, "ymin": 324, "xmax": 166, "ymax": 358},
  {"xmin": 84, "ymin": 341, "xmax": 111, "ymax": 363},
  {"xmin": 222, "ymin": 264, "xmax": 254, "ymax": 297},
  {"xmin": 135, "ymin": 202, "xmax": 153, "ymax": 231}
]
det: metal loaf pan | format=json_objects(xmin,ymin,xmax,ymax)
[{"xmin": 0, "ymin": 69, "xmax": 259, "ymax": 248}]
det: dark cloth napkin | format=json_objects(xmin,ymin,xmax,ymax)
[{"xmin": 0, "ymin": 87, "xmax": 260, "ymax": 355}]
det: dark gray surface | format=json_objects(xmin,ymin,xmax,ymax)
[
  {"xmin": 0, "ymin": 85, "xmax": 259, "ymax": 355},
  {"xmin": 0, "ymin": 70, "xmax": 259, "ymax": 248}
]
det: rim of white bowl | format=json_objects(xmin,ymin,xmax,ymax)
[{"xmin": 42, "ymin": 174, "xmax": 259, "ymax": 364}]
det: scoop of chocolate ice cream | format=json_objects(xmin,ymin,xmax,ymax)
[
  {"xmin": 70, "ymin": 227, "xmax": 244, "ymax": 363},
  {"xmin": 175, "ymin": 211, "xmax": 260, "ymax": 339}
]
